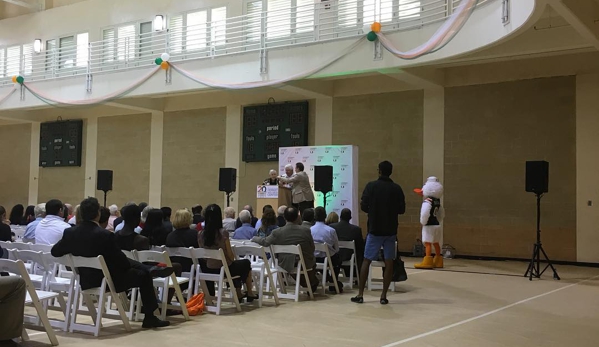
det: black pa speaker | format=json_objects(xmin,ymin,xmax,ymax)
[
  {"xmin": 314, "ymin": 166, "xmax": 333, "ymax": 193},
  {"xmin": 525, "ymin": 161, "xmax": 548, "ymax": 194},
  {"xmin": 97, "ymin": 170, "xmax": 113, "ymax": 191},
  {"xmin": 219, "ymin": 168, "xmax": 237, "ymax": 193}
]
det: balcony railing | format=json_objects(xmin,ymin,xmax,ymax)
[{"xmin": 0, "ymin": 0, "xmax": 494, "ymax": 85}]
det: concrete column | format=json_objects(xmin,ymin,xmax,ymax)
[
  {"xmin": 83, "ymin": 116, "xmax": 98, "ymax": 198},
  {"xmin": 314, "ymin": 98, "xmax": 333, "ymax": 145},
  {"xmin": 423, "ymin": 87, "xmax": 445, "ymax": 182},
  {"xmin": 225, "ymin": 105, "xmax": 242, "ymax": 212},
  {"xmin": 28, "ymin": 122, "xmax": 40, "ymax": 205},
  {"xmin": 576, "ymin": 74, "xmax": 599, "ymax": 263},
  {"xmin": 149, "ymin": 111, "xmax": 164, "ymax": 207}
]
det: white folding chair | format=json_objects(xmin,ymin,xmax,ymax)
[
  {"xmin": 150, "ymin": 245, "xmax": 165, "ymax": 252},
  {"xmin": 13, "ymin": 250, "xmax": 46, "ymax": 288},
  {"xmin": 0, "ymin": 259, "xmax": 59, "ymax": 346},
  {"xmin": 368, "ymin": 241, "xmax": 398, "ymax": 292},
  {"xmin": 69, "ymin": 255, "xmax": 132, "ymax": 336},
  {"xmin": 30, "ymin": 243, "xmax": 53, "ymax": 253},
  {"xmin": 7, "ymin": 242, "xmax": 31, "ymax": 251},
  {"xmin": 42, "ymin": 253, "xmax": 76, "ymax": 332},
  {"xmin": 271, "ymin": 244, "xmax": 314, "ymax": 301},
  {"xmin": 165, "ymin": 247, "xmax": 196, "ymax": 300},
  {"xmin": 121, "ymin": 250, "xmax": 136, "ymax": 260},
  {"xmin": 134, "ymin": 250, "xmax": 190, "ymax": 321},
  {"xmin": 0, "ymin": 240, "xmax": 11, "ymax": 248},
  {"xmin": 314, "ymin": 243, "xmax": 340, "ymax": 295},
  {"xmin": 233, "ymin": 244, "xmax": 280, "ymax": 307},
  {"xmin": 5, "ymin": 242, "xmax": 32, "ymax": 271},
  {"xmin": 338, "ymin": 240, "xmax": 359, "ymax": 288},
  {"xmin": 190, "ymin": 247, "xmax": 241, "ymax": 315}
]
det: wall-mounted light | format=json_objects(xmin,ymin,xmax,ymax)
[
  {"xmin": 154, "ymin": 15, "xmax": 164, "ymax": 31},
  {"xmin": 34, "ymin": 39, "xmax": 42, "ymax": 53}
]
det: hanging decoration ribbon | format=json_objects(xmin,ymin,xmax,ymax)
[
  {"xmin": 170, "ymin": 37, "xmax": 365, "ymax": 90},
  {"xmin": 375, "ymin": 0, "xmax": 479, "ymax": 59},
  {"xmin": 23, "ymin": 66, "xmax": 161, "ymax": 107}
]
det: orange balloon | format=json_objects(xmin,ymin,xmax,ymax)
[
  {"xmin": 11, "ymin": 76, "xmax": 17, "ymax": 83},
  {"xmin": 160, "ymin": 61, "xmax": 169, "ymax": 70},
  {"xmin": 371, "ymin": 22, "xmax": 382, "ymax": 33}
]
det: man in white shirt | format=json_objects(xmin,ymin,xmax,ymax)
[
  {"xmin": 310, "ymin": 206, "xmax": 342, "ymax": 293},
  {"xmin": 35, "ymin": 199, "xmax": 71, "ymax": 245}
]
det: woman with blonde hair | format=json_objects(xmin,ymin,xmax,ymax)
[{"xmin": 325, "ymin": 211, "xmax": 339, "ymax": 225}]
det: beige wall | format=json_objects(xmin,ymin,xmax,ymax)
[
  {"xmin": 444, "ymin": 77, "xmax": 577, "ymax": 261},
  {"xmin": 333, "ymin": 91, "xmax": 425, "ymax": 250},
  {"xmin": 0, "ymin": 124, "xmax": 31, "ymax": 208},
  {"xmin": 97, "ymin": 113, "xmax": 151, "ymax": 206},
  {"xmin": 161, "ymin": 108, "xmax": 226, "ymax": 210},
  {"xmin": 38, "ymin": 120, "xmax": 86, "ymax": 206}
]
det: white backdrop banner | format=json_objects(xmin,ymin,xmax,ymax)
[{"xmin": 279, "ymin": 145, "xmax": 359, "ymax": 225}]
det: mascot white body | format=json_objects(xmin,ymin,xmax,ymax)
[{"xmin": 414, "ymin": 177, "xmax": 445, "ymax": 269}]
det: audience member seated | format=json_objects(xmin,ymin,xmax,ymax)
[
  {"xmin": 24, "ymin": 205, "xmax": 35, "ymax": 225},
  {"xmin": 252, "ymin": 207, "xmax": 318, "ymax": 293},
  {"xmin": 116, "ymin": 204, "xmax": 149, "ymax": 233},
  {"xmin": 301, "ymin": 208, "xmax": 315, "ymax": 229},
  {"xmin": 253, "ymin": 204, "xmax": 273, "ymax": 230},
  {"xmin": 231, "ymin": 210, "xmax": 255, "ymax": 240},
  {"xmin": 222, "ymin": 207, "xmax": 237, "ymax": 233},
  {"xmin": 35, "ymin": 199, "xmax": 71, "ymax": 245},
  {"xmin": 67, "ymin": 204, "xmax": 79, "ymax": 225},
  {"xmin": 330, "ymin": 208, "xmax": 365, "ymax": 272},
  {"xmin": 0, "ymin": 206, "xmax": 11, "ymax": 242},
  {"xmin": 165, "ymin": 209, "xmax": 199, "ymax": 272},
  {"xmin": 8, "ymin": 204, "xmax": 25, "ymax": 226},
  {"xmin": 235, "ymin": 205, "xmax": 258, "ymax": 229},
  {"xmin": 191, "ymin": 204, "xmax": 204, "ymax": 225},
  {"xmin": 99, "ymin": 207, "xmax": 110, "ymax": 229},
  {"xmin": 64, "ymin": 203, "xmax": 73, "ymax": 220},
  {"xmin": 161, "ymin": 207, "xmax": 173, "ymax": 232},
  {"xmin": 112, "ymin": 202, "xmax": 135, "ymax": 231},
  {"xmin": 198, "ymin": 204, "xmax": 257, "ymax": 301},
  {"xmin": 22, "ymin": 203, "xmax": 45, "ymax": 243},
  {"xmin": 115, "ymin": 204, "xmax": 150, "ymax": 252},
  {"xmin": 311, "ymin": 207, "xmax": 342, "ymax": 293},
  {"xmin": 52, "ymin": 197, "xmax": 173, "ymax": 328},
  {"xmin": 141, "ymin": 209, "xmax": 170, "ymax": 246},
  {"xmin": 277, "ymin": 205, "xmax": 287, "ymax": 227},
  {"xmin": 0, "ymin": 276, "xmax": 26, "ymax": 344},
  {"xmin": 254, "ymin": 207, "xmax": 278, "ymax": 238},
  {"xmin": 326, "ymin": 211, "xmax": 339, "ymax": 225},
  {"xmin": 107, "ymin": 204, "xmax": 119, "ymax": 232}
]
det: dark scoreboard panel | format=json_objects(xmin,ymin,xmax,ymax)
[
  {"xmin": 39, "ymin": 120, "xmax": 83, "ymax": 167},
  {"xmin": 242, "ymin": 101, "xmax": 309, "ymax": 162}
]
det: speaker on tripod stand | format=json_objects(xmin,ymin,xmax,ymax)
[{"xmin": 524, "ymin": 161, "xmax": 560, "ymax": 281}]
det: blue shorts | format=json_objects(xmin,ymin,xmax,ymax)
[{"xmin": 364, "ymin": 234, "xmax": 397, "ymax": 261}]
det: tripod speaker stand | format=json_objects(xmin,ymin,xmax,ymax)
[{"xmin": 524, "ymin": 193, "xmax": 560, "ymax": 281}]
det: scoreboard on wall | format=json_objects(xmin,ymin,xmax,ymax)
[
  {"xmin": 242, "ymin": 101, "xmax": 309, "ymax": 162},
  {"xmin": 39, "ymin": 120, "xmax": 83, "ymax": 167}
]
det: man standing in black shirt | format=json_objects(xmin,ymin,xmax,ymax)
[{"xmin": 351, "ymin": 161, "xmax": 405, "ymax": 305}]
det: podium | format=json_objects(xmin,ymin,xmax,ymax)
[{"xmin": 256, "ymin": 185, "xmax": 292, "ymax": 214}]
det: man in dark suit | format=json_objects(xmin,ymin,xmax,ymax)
[
  {"xmin": 251, "ymin": 206, "xmax": 318, "ymax": 293},
  {"xmin": 330, "ymin": 208, "xmax": 365, "ymax": 273},
  {"xmin": 51, "ymin": 197, "xmax": 173, "ymax": 329}
]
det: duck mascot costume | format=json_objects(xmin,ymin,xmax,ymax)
[{"xmin": 414, "ymin": 177, "xmax": 445, "ymax": 269}]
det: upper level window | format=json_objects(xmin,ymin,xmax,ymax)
[
  {"xmin": 102, "ymin": 23, "xmax": 150, "ymax": 62},
  {"xmin": 399, "ymin": 0, "xmax": 421, "ymax": 18},
  {"xmin": 245, "ymin": 0, "xmax": 314, "ymax": 41},
  {"xmin": 168, "ymin": 6, "xmax": 227, "ymax": 54}
]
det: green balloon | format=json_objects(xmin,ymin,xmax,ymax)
[
  {"xmin": 155, "ymin": 57, "xmax": 163, "ymax": 65},
  {"xmin": 367, "ymin": 31, "xmax": 378, "ymax": 42},
  {"xmin": 16, "ymin": 76, "xmax": 24, "ymax": 84}
]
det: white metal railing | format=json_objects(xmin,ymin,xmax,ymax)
[{"xmin": 0, "ymin": 0, "xmax": 493, "ymax": 86}]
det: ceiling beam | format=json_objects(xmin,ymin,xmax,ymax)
[
  {"xmin": 380, "ymin": 67, "xmax": 445, "ymax": 89},
  {"xmin": 279, "ymin": 80, "xmax": 334, "ymax": 99},
  {"xmin": 2, "ymin": 0, "xmax": 40, "ymax": 10},
  {"xmin": 548, "ymin": 0, "xmax": 599, "ymax": 51}
]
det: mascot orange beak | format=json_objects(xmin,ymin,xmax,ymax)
[{"xmin": 413, "ymin": 188, "xmax": 423, "ymax": 196}]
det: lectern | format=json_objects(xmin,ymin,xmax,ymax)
[{"xmin": 256, "ymin": 185, "xmax": 292, "ymax": 214}]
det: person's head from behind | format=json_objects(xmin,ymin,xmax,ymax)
[
  {"xmin": 45, "ymin": 199, "xmax": 64, "ymax": 217},
  {"xmin": 80, "ymin": 197, "xmax": 101, "ymax": 223},
  {"xmin": 239, "ymin": 210, "xmax": 252, "ymax": 225},
  {"xmin": 378, "ymin": 160, "xmax": 393, "ymax": 177},
  {"xmin": 141, "ymin": 205, "xmax": 153, "ymax": 223},
  {"xmin": 9, "ymin": 204, "xmax": 24, "ymax": 224},
  {"xmin": 243, "ymin": 205, "xmax": 254, "ymax": 216},
  {"xmin": 24, "ymin": 205, "xmax": 35, "ymax": 220},
  {"xmin": 144, "ymin": 209, "xmax": 164, "ymax": 231},
  {"xmin": 0, "ymin": 205, "xmax": 6, "ymax": 220},
  {"xmin": 224, "ymin": 207, "xmax": 236, "ymax": 219},
  {"xmin": 314, "ymin": 207, "xmax": 326, "ymax": 223},
  {"xmin": 301, "ymin": 208, "xmax": 314, "ymax": 224},
  {"xmin": 109, "ymin": 204, "xmax": 119, "ymax": 216},
  {"xmin": 261, "ymin": 208, "xmax": 276, "ymax": 228},
  {"xmin": 284, "ymin": 164, "xmax": 293, "ymax": 177},
  {"xmin": 138, "ymin": 202, "xmax": 148, "ymax": 212},
  {"xmin": 173, "ymin": 209, "xmax": 192, "ymax": 230},
  {"xmin": 123, "ymin": 204, "xmax": 141, "ymax": 228},
  {"xmin": 65, "ymin": 203, "xmax": 73, "ymax": 216},
  {"xmin": 34, "ymin": 203, "xmax": 46, "ymax": 219},
  {"xmin": 202, "ymin": 204, "xmax": 223, "ymax": 247},
  {"xmin": 262, "ymin": 205, "xmax": 272, "ymax": 214},
  {"xmin": 295, "ymin": 162, "xmax": 305, "ymax": 173},
  {"xmin": 269, "ymin": 169, "xmax": 277, "ymax": 180},
  {"xmin": 284, "ymin": 206, "xmax": 300, "ymax": 224},
  {"xmin": 326, "ymin": 211, "xmax": 339, "ymax": 225},
  {"xmin": 99, "ymin": 207, "xmax": 110, "ymax": 229},
  {"xmin": 340, "ymin": 208, "xmax": 352, "ymax": 223},
  {"xmin": 277, "ymin": 205, "xmax": 287, "ymax": 216},
  {"xmin": 191, "ymin": 204, "xmax": 203, "ymax": 215},
  {"xmin": 160, "ymin": 207, "xmax": 172, "ymax": 221}
]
